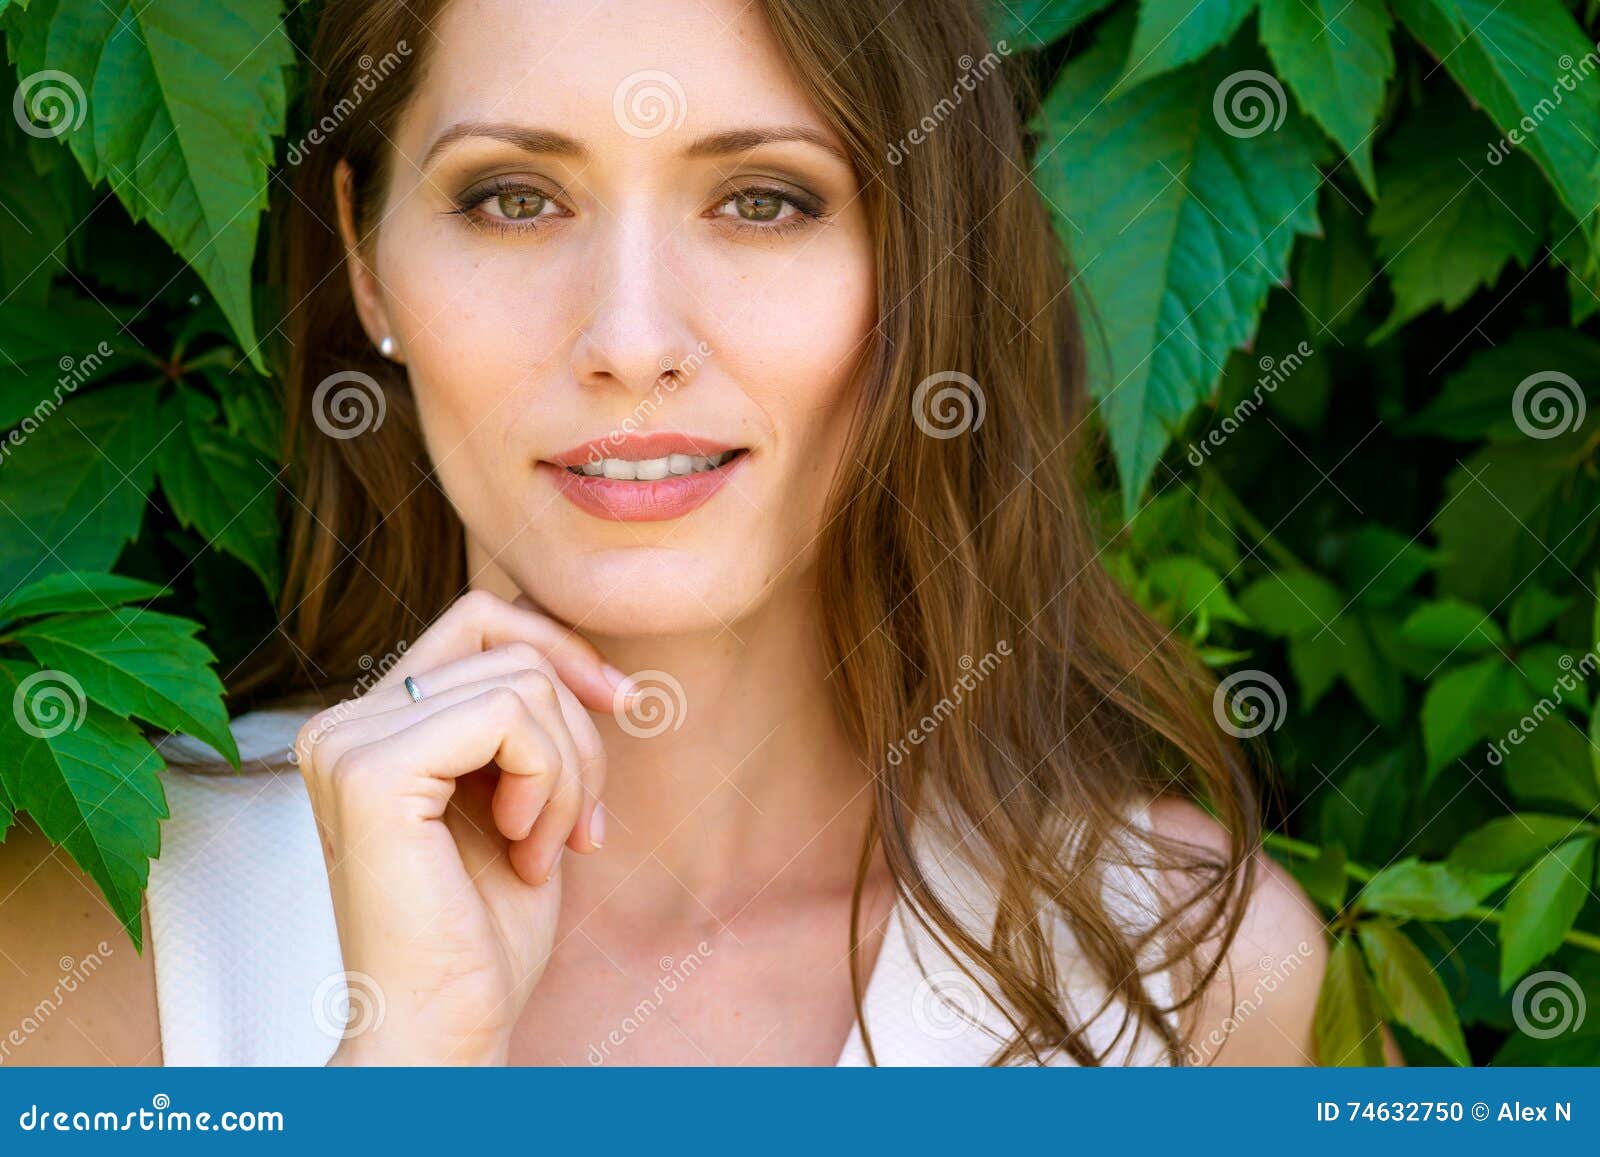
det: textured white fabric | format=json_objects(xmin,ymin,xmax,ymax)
[{"xmin": 148, "ymin": 708, "xmax": 1175, "ymax": 1067}]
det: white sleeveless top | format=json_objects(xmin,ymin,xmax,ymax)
[{"xmin": 147, "ymin": 708, "xmax": 1177, "ymax": 1066}]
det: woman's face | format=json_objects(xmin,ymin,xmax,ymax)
[{"xmin": 339, "ymin": 0, "xmax": 876, "ymax": 637}]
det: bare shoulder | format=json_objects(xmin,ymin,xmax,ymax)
[
  {"xmin": 1144, "ymin": 796, "xmax": 1329, "ymax": 1065},
  {"xmin": 0, "ymin": 818, "xmax": 162, "ymax": 1065}
]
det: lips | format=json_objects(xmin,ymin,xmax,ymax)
[
  {"xmin": 543, "ymin": 432, "xmax": 742, "ymax": 469},
  {"xmin": 538, "ymin": 432, "xmax": 749, "ymax": 522}
]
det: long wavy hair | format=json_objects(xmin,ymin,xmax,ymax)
[{"xmin": 242, "ymin": 0, "xmax": 1261, "ymax": 1065}]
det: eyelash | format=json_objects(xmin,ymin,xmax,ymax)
[{"xmin": 448, "ymin": 178, "xmax": 825, "ymax": 238}]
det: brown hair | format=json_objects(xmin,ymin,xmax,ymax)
[{"xmin": 246, "ymin": 0, "xmax": 1260, "ymax": 1065}]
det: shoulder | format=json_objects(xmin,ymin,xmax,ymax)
[
  {"xmin": 0, "ymin": 702, "xmax": 326, "ymax": 1068},
  {"xmin": 1144, "ymin": 796, "xmax": 1329, "ymax": 1066},
  {"xmin": 0, "ymin": 817, "xmax": 162, "ymax": 1064}
]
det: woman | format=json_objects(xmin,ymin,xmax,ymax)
[{"xmin": 0, "ymin": 0, "xmax": 1330, "ymax": 1065}]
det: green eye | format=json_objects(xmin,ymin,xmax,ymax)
[
  {"xmin": 733, "ymin": 191, "xmax": 785, "ymax": 222},
  {"xmin": 494, "ymin": 190, "xmax": 546, "ymax": 220}
]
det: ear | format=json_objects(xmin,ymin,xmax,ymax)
[{"xmin": 333, "ymin": 158, "xmax": 396, "ymax": 357}]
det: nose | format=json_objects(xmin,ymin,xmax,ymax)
[{"xmin": 571, "ymin": 210, "xmax": 701, "ymax": 398}]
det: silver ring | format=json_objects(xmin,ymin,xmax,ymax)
[{"xmin": 404, "ymin": 675, "xmax": 425, "ymax": 703}]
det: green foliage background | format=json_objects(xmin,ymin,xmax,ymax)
[{"xmin": 2, "ymin": 0, "xmax": 1599, "ymax": 1065}]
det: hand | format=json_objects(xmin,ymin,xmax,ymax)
[{"xmin": 294, "ymin": 589, "xmax": 622, "ymax": 1065}]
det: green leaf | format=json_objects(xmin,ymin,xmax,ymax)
[
  {"xmin": 1451, "ymin": 814, "xmax": 1593, "ymax": 874},
  {"xmin": 1034, "ymin": 15, "xmax": 1325, "ymax": 512},
  {"xmin": 1316, "ymin": 935, "xmax": 1386, "ymax": 1065},
  {"xmin": 1500, "ymin": 717, "xmax": 1600, "ymax": 814},
  {"xmin": 1517, "ymin": 642, "xmax": 1590, "ymax": 714},
  {"xmin": 1421, "ymin": 655, "xmax": 1520, "ymax": 778},
  {"xmin": 0, "ymin": 570, "xmax": 164, "ymax": 625},
  {"xmin": 1360, "ymin": 856, "xmax": 1512, "ymax": 920},
  {"xmin": 1554, "ymin": 225, "xmax": 1600, "ymax": 325},
  {"xmin": 1120, "ymin": 0, "xmax": 1257, "ymax": 87},
  {"xmin": 1289, "ymin": 841, "xmax": 1348, "ymax": 911},
  {"xmin": 987, "ymin": 0, "xmax": 1117, "ymax": 49},
  {"xmin": 1334, "ymin": 614, "xmax": 1407, "ymax": 729},
  {"xmin": 1400, "ymin": 599, "xmax": 1506, "ymax": 653},
  {"xmin": 12, "ymin": 606, "xmax": 239, "ymax": 765},
  {"xmin": 1406, "ymin": 330, "xmax": 1600, "ymax": 442},
  {"xmin": 0, "ymin": 657, "xmax": 167, "ymax": 945},
  {"xmin": 1357, "ymin": 922, "xmax": 1470, "ymax": 1065},
  {"xmin": 210, "ymin": 367, "xmax": 282, "ymax": 462},
  {"xmin": 0, "ymin": 770, "xmax": 13, "ymax": 840},
  {"xmin": 1433, "ymin": 435, "xmax": 1600, "ymax": 608},
  {"xmin": 1509, "ymin": 583, "xmax": 1577, "ymax": 643},
  {"xmin": 0, "ymin": 299, "xmax": 137, "ymax": 429},
  {"xmin": 1286, "ymin": 630, "xmax": 1343, "ymax": 710},
  {"xmin": 0, "ymin": 113, "xmax": 75, "ymax": 304},
  {"xmin": 1259, "ymin": 0, "xmax": 1394, "ymax": 194},
  {"xmin": 0, "ymin": 382, "xmax": 167, "ymax": 585},
  {"xmin": 1391, "ymin": 0, "xmax": 1600, "ymax": 232},
  {"xmin": 1368, "ymin": 91, "xmax": 1552, "ymax": 338},
  {"xmin": 1498, "ymin": 837, "xmax": 1598, "ymax": 989},
  {"xmin": 5, "ymin": 0, "xmax": 294, "ymax": 368},
  {"xmin": 1338, "ymin": 524, "xmax": 1435, "ymax": 609},
  {"xmin": 155, "ymin": 389, "xmax": 282, "ymax": 597},
  {"xmin": 1142, "ymin": 555, "xmax": 1250, "ymax": 633},
  {"xmin": 1237, "ymin": 570, "xmax": 1343, "ymax": 635},
  {"xmin": 1292, "ymin": 189, "xmax": 1373, "ymax": 335}
]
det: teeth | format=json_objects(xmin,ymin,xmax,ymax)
[{"xmin": 571, "ymin": 450, "xmax": 737, "ymax": 479}]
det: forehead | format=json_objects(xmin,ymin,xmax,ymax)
[{"xmin": 402, "ymin": 0, "xmax": 832, "ymax": 150}]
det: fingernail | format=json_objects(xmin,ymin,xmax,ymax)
[
  {"xmin": 589, "ymin": 803, "xmax": 606, "ymax": 850},
  {"xmin": 542, "ymin": 847, "xmax": 564, "ymax": 885},
  {"xmin": 602, "ymin": 664, "xmax": 629, "ymax": 693}
]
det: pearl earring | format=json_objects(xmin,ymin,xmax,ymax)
[{"xmin": 378, "ymin": 335, "xmax": 397, "ymax": 359}]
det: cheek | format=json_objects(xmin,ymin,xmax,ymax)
[
  {"xmin": 699, "ymin": 239, "xmax": 875, "ymax": 454},
  {"xmin": 376, "ymin": 222, "xmax": 581, "ymax": 458}
]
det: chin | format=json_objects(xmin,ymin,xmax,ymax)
[{"xmin": 527, "ymin": 546, "xmax": 767, "ymax": 639}]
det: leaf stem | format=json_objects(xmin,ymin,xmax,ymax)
[
  {"xmin": 1264, "ymin": 831, "xmax": 1600, "ymax": 954},
  {"xmin": 1198, "ymin": 467, "xmax": 1310, "ymax": 572}
]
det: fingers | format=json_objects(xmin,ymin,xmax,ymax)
[
  {"xmin": 377, "ymin": 589, "xmax": 625, "ymax": 712},
  {"xmin": 545, "ymin": 674, "xmax": 608, "ymax": 856},
  {"xmin": 299, "ymin": 666, "xmax": 606, "ymax": 886},
  {"xmin": 314, "ymin": 688, "xmax": 566, "ymax": 835}
]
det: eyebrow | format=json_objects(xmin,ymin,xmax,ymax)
[
  {"xmin": 419, "ymin": 120, "xmax": 850, "ymax": 171},
  {"xmin": 420, "ymin": 121, "xmax": 587, "ymax": 170},
  {"xmin": 682, "ymin": 126, "xmax": 851, "ymax": 166}
]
